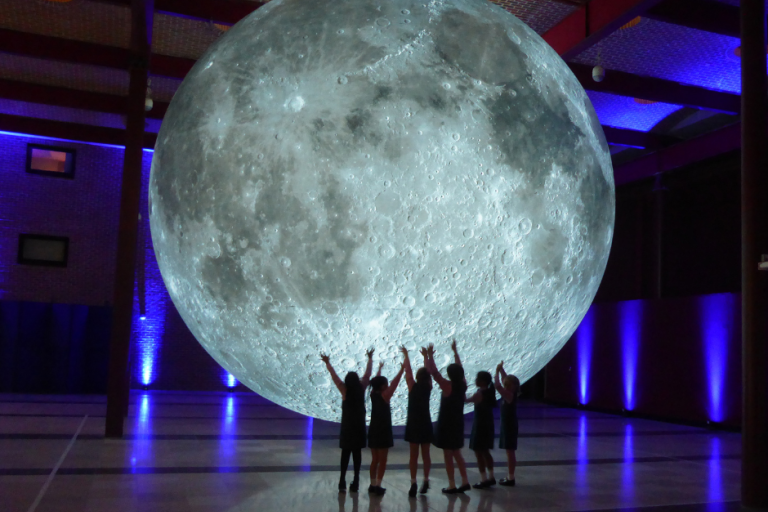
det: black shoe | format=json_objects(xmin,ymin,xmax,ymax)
[
  {"xmin": 472, "ymin": 481, "xmax": 488, "ymax": 489},
  {"xmin": 419, "ymin": 480, "xmax": 430, "ymax": 494},
  {"xmin": 409, "ymin": 483, "xmax": 418, "ymax": 497},
  {"xmin": 374, "ymin": 486, "xmax": 386, "ymax": 496},
  {"xmin": 339, "ymin": 480, "xmax": 346, "ymax": 493},
  {"xmin": 368, "ymin": 485, "xmax": 375, "ymax": 493},
  {"xmin": 442, "ymin": 487, "xmax": 460, "ymax": 494},
  {"xmin": 486, "ymin": 478, "xmax": 497, "ymax": 487},
  {"xmin": 457, "ymin": 483, "xmax": 471, "ymax": 493},
  {"xmin": 349, "ymin": 481, "xmax": 359, "ymax": 493},
  {"xmin": 499, "ymin": 478, "xmax": 516, "ymax": 487}
]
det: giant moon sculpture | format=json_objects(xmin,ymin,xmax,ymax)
[{"xmin": 149, "ymin": 0, "xmax": 615, "ymax": 423}]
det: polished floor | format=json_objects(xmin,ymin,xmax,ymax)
[{"xmin": 0, "ymin": 391, "xmax": 741, "ymax": 512}]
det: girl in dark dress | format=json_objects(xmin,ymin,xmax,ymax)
[
  {"xmin": 424, "ymin": 340, "xmax": 471, "ymax": 494},
  {"xmin": 494, "ymin": 361, "xmax": 520, "ymax": 487},
  {"xmin": 401, "ymin": 346, "xmax": 433, "ymax": 497},
  {"xmin": 466, "ymin": 371, "xmax": 497, "ymax": 489},
  {"xmin": 367, "ymin": 360, "xmax": 405, "ymax": 496},
  {"xmin": 321, "ymin": 349, "xmax": 374, "ymax": 493}
]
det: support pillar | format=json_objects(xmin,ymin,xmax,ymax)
[
  {"xmin": 105, "ymin": 0, "xmax": 154, "ymax": 438},
  {"xmin": 740, "ymin": 0, "xmax": 768, "ymax": 508}
]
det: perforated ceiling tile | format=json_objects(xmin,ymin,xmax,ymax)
[
  {"xmin": 0, "ymin": 98, "xmax": 126, "ymax": 129},
  {"xmin": 0, "ymin": 53, "xmax": 129, "ymax": 96},
  {"xmin": 0, "ymin": 0, "xmax": 129, "ymax": 48},
  {"xmin": 573, "ymin": 18, "xmax": 743, "ymax": 93},
  {"xmin": 152, "ymin": 14, "xmax": 224, "ymax": 60},
  {"xmin": 587, "ymin": 90, "xmax": 683, "ymax": 132},
  {"xmin": 491, "ymin": 0, "xmax": 576, "ymax": 34}
]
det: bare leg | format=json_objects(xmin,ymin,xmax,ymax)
[
  {"xmin": 507, "ymin": 449, "xmax": 517, "ymax": 479},
  {"xmin": 376, "ymin": 448, "xmax": 389, "ymax": 483},
  {"xmin": 474, "ymin": 450, "xmax": 487, "ymax": 475},
  {"xmin": 409, "ymin": 443, "xmax": 419, "ymax": 481},
  {"xmin": 484, "ymin": 451, "xmax": 494, "ymax": 479},
  {"xmin": 370, "ymin": 449, "xmax": 379, "ymax": 483},
  {"xmin": 443, "ymin": 449, "xmax": 456, "ymax": 488},
  {"xmin": 420, "ymin": 443, "xmax": 431, "ymax": 480},
  {"xmin": 454, "ymin": 450, "xmax": 469, "ymax": 486}
]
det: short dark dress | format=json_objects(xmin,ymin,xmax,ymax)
[
  {"xmin": 368, "ymin": 392, "xmax": 394, "ymax": 449},
  {"xmin": 404, "ymin": 380, "xmax": 433, "ymax": 444},
  {"xmin": 499, "ymin": 396, "xmax": 519, "ymax": 450},
  {"xmin": 469, "ymin": 387, "xmax": 497, "ymax": 451},
  {"xmin": 339, "ymin": 389, "xmax": 366, "ymax": 450},
  {"xmin": 433, "ymin": 383, "xmax": 467, "ymax": 450}
]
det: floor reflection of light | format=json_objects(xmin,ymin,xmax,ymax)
[
  {"xmin": 709, "ymin": 437, "xmax": 723, "ymax": 502},
  {"xmin": 220, "ymin": 395, "xmax": 237, "ymax": 468},
  {"xmin": 303, "ymin": 417, "xmax": 314, "ymax": 472},
  {"xmin": 131, "ymin": 393, "xmax": 152, "ymax": 473},
  {"xmin": 576, "ymin": 414, "xmax": 588, "ymax": 493},
  {"xmin": 622, "ymin": 424, "xmax": 635, "ymax": 502}
]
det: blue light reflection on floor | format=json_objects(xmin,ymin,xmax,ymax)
[
  {"xmin": 708, "ymin": 437, "xmax": 723, "ymax": 503},
  {"xmin": 587, "ymin": 91, "xmax": 683, "ymax": 132},
  {"xmin": 303, "ymin": 417, "xmax": 314, "ymax": 472},
  {"xmin": 622, "ymin": 424, "xmax": 635, "ymax": 501},
  {"xmin": 130, "ymin": 393, "xmax": 152, "ymax": 473},
  {"xmin": 576, "ymin": 414, "xmax": 589, "ymax": 491},
  {"xmin": 220, "ymin": 395, "xmax": 237, "ymax": 467}
]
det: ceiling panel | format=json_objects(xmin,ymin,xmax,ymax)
[
  {"xmin": 587, "ymin": 90, "xmax": 684, "ymax": 132},
  {"xmin": 572, "ymin": 18, "xmax": 743, "ymax": 94}
]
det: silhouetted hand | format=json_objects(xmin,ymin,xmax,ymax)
[
  {"xmin": 420, "ymin": 347, "xmax": 428, "ymax": 358},
  {"xmin": 496, "ymin": 361, "xmax": 504, "ymax": 373},
  {"xmin": 427, "ymin": 343, "xmax": 435, "ymax": 357},
  {"xmin": 451, "ymin": 339, "xmax": 458, "ymax": 352},
  {"xmin": 365, "ymin": 348, "xmax": 375, "ymax": 359},
  {"xmin": 320, "ymin": 353, "xmax": 330, "ymax": 364},
  {"xmin": 378, "ymin": 362, "xmax": 385, "ymax": 371},
  {"xmin": 400, "ymin": 346, "xmax": 409, "ymax": 358}
]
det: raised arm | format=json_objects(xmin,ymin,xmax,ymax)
[
  {"xmin": 424, "ymin": 344, "xmax": 451, "ymax": 393},
  {"xmin": 498, "ymin": 361, "xmax": 508, "ymax": 380},
  {"xmin": 494, "ymin": 362, "xmax": 514, "ymax": 403},
  {"xmin": 382, "ymin": 364, "xmax": 405, "ymax": 402},
  {"xmin": 465, "ymin": 389, "xmax": 482, "ymax": 404},
  {"xmin": 451, "ymin": 339, "xmax": 462, "ymax": 366},
  {"xmin": 376, "ymin": 361, "xmax": 384, "ymax": 377},
  {"xmin": 401, "ymin": 346, "xmax": 415, "ymax": 391},
  {"xmin": 320, "ymin": 353, "xmax": 345, "ymax": 396},
  {"xmin": 360, "ymin": 348, "xmax": 375, "ymax": 388}
]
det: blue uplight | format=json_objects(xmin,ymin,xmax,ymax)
[
  {"xmin": 700, "ymin": 293, "xmax": 735, "ymax": 423},
  {"xmin": 577, "ymin": 307, "xmax": 595, "ymax": 405},
  {"xmin": 223, "ymin": 372, "xmax": 238, "ymax": 388},
  {"xmin": 620, "ymin": 300, "xmax": 643, "ymax": 411}
]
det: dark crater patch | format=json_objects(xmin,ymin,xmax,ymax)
[{"xmin": 434, "ymin": 8, "xmax": 525, "ymax": 86}]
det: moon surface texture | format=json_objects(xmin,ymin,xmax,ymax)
[{"xmin": 149, "ymin": 0, "xmax": 615, "ymax": 424}]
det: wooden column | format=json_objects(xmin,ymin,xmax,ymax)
[
  {"xmin": 105, "ymin": 0, "xmax": 154, "ymax": 438},
  {"xmin": 740, "ymin": 0, "xmax": 768, "ymax": 508}
]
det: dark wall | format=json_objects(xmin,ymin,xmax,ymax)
[
  {"xmin": 0, "ymin": 301, "xmax": 111, "ymax": 393},
  {"xmin": 545, "ymin": 293, "xmax": 742, "ymax": 427},
  {"xmin": 595, "ymin": 151, "xmax": 741, "ymax": 302}
]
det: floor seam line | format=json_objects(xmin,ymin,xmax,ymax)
[{"xmin": 25, "ymin": 414, "xmax": 88, "ymax": 512}]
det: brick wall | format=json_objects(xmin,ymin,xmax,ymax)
[{"xmin": 0, "ymin": 131, "xmax": 238, "ymax": 393}]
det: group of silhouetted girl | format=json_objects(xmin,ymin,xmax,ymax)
[{"xmin": 321, "ymin": 340, "xmax": 520, "ymax": 497}]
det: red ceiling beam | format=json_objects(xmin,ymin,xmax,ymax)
[
  {"xmin": 0, "ymin": 28, "xmax": 196, "ymax": 80},
  {"xmin": 0, "ymin": 78, "xmax": 169, "ymax": 119},
  {"xmin": 570, "ymin": 63, "xmax": 741, "ymax": 114},
  {"xmin": 613, "ymin": 121, "xmax": 741, "ymax": 185},
  {"xmin": 543, "ymin": 0, "xmax": 665, "ymax": 59},
  {"xmin": 93, "ymin": 0, "xmax": 263, "ymax": 24},
  {"xmin": 645, "ymin": 0, "xmax": 740, "ymax": 38},
  {"xmin": 0, "ymin": 113, "xmax": 157, "ymax": 149}
]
